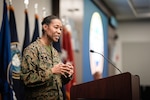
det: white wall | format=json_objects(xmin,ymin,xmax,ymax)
[
  {"xmin": 0, "ymin": 0, "xmax": 52, "ymax": 51},
  {"xmin": 115, "ymin": 20, "xmax": 150, "ymax": 85}
]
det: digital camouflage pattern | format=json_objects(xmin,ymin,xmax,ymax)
[{"xmin": 21, "ymin": 38, "xmax": 72, "ymax": 100}]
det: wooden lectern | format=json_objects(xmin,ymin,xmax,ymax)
[{"xmin": 70, "ymin": 72, "xmax": 140, "ymax": 100}]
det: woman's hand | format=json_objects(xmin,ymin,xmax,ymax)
[
  {"xmin": 65, "ymin": 63, "xmax": 74, "ymax": 77},
  {"xmin": 51, "ymin": 63, "xmax": 74, "ymax": 77}
]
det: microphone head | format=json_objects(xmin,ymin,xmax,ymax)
[{"xmin": 90, "ymin": 50, "xmax": 94, "ymax": 53}]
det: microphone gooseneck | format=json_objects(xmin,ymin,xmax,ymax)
[{"xmin": 90, "ymin": 50, "xmax": 122, "ymax": 74}]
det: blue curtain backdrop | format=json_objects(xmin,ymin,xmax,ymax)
[{"xmin": 82, "ymin": 0, "xmax": 108, "ymax": 82}]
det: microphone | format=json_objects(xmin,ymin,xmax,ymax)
[{"xmin": 90, "ymin": 50, "xmax": 122, "ymax": 74}]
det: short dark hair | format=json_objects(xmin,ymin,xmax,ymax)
[
  {"xmin": 41, "ymin": 15, "xmax": 60, "ymax": 33},
  {"xmin": 42, "ymin": 15, "xmax": 60, "ymax": 25}
]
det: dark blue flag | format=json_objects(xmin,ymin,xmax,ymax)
[
  {"xmin": 31, "ymin": 14, "xmax": 39, "ymax": 43},
  {"xmin": 0, "ymin": 0, "xmax": 13, "ymax": 100},
  {"xmin": 9, "ymin": 5, "xmax": 19, "ymax": 44},
  {"xmin": 9, "ymin": 4, "xmax": 24, "ymax": 100},
  {"xmin": 22, "ymin": 9, "xmax": 30, "ymax": 54}
]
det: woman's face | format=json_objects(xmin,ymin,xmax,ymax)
[{"xmin": 44, "ymin": 19, "xmax": 63, "ymax": 42}]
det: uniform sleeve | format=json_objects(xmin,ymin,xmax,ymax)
[{"xmin": 20, "ymin": 47, "xmax": 53, "ymax": 87}]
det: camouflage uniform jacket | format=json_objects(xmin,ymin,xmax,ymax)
[{"xmin": 21, "ymin": 38, "xmax": 72, "ymax": 100}]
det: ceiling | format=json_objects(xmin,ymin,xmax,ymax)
[{"xmin": 102, "ymin": 0, "xmax": 150, "ymax": 21}]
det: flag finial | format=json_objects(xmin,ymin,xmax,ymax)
[
  {"xmin": 42, "ymin": 7, "xmax": 46, "ymax": 18},
  {"xmin": 34, "ymin": 3, "xmax": 38, "ymax": 14},
  {"xmin": 9, "ymin": 0, "xmax": 12, "ymax": 5},
  {"xmin": 24, "ymin": 0, "xmax": 29, "ymax": 9}
]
